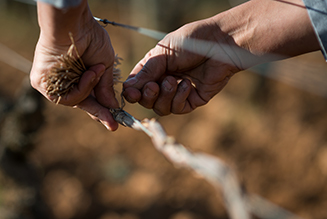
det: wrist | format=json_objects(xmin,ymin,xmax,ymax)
[
  {"xmin": 211, "ymin": 4, "xmax": 254, "ymax": 53},
  {"xmin": 37, "ymin": 0, "xmax": 94, "ymax": 45},
  {"xmin": 210, "ymin": 0, "xmax": 320, "ymax": 67}
]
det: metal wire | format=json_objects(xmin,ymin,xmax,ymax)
[
  {"xmin": 0, "ymin": 18, "xmax": 310, "ymax": 219},
  {"xmin": 94, "ymin": 17, "xmax": 166, "ymax": 40}
]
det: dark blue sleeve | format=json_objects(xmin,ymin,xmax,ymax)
[
  {"xmin": 302, "ymin": 0, "xmax": 327, "ymax": 61},
  {"xmin": 37, "ymin": 0, "xmax": 82, "ymax": 9}
]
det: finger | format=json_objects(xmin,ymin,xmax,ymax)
[
  {"xmin": 76, "ymin": 95, "xmax": 118, "ymax": 131},
  {"xmin": 139, "ymin": 82, "xmax": 160, "ymax": 109},
  {"xmin": 122, "ymin": 87, "xmax": 141, "ymax": 103},
  {"xmin": 123, "ymin": 49, "xmax": 167, "ymax": 90},
  {"xmin": 57, "ymin": 64, "xmax": 105, "ymax": 106},
  {"xmin": 171, "ymin": 79, "xmax": 193, "ymax": 114},
  {"xmin": 153, "ymin": 76, "xmax": 178, "ymax": 116},
  {"xmin": 186, "ymin": 84, "xmax": 208, "ymax": 110},
  {"xmin": 94, "ymin": 66, "xmax": 119, "ymax": 109},
  {"xmin": 124, "ymin": 49, "xmax": 154, "ymax": 80}
]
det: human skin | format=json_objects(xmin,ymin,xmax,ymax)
[
  {"xmin": 123, "ymin": 0, "xmax": 321, "ymax": 116},
  {"xmin": 30, "ymin": 0, "xmax": 119, "ymax": 131}
]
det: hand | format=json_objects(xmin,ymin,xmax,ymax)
[
  {"xmin": 30, "ymin": 0, "xmax": 119, "ymax": 130},
  {"xmin": 123, "ymin": 19, "xmax": 241, "ymax": 116},
  {"xmin": 123, "ymin": 0, "xmax": 319, "ymax": 116}
]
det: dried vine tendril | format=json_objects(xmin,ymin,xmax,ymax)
[{"xmin": 46, "ymin": 32, "xmax": 122, "ymax": 105}]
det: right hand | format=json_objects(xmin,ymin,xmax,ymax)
[
  {"xmin": 123, "ymin": 0, "xmax": 320, "ymax": 117},
  {"xmin": 123, "ymin": 18, "xmax": 242, "ymax": 116}
]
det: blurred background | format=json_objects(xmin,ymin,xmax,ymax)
[{"xmin": 1, "ymin": 0, "xmax": 327, "ymax": 218}]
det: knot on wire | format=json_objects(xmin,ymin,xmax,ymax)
[{"xmin": 109, "ymin": 108, "xmax": 135, "ymax": 128}]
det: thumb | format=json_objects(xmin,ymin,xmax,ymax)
[
  {"xmin": 94, "ymin": 66, "xmax": 120, "ymax": 109},
  {"xmin": 58, "ymin": 64, "xmax": 105, "ymax": 106},
  {"xmin": 123, "ymin": 51, "xmax": 167, "ymax": 90}
]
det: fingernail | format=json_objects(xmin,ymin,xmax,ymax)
[
  {"xmin": 163, "ymin": 79, "xmax": 173, "ymax": 91},
  {"xmin": 180, "ymin": 80, "xmax": 189, "ymax": 91},
  {"xmin": 145, "ymin": 87, "xmax": 157, "ymax": 97},
  {"xmin": 125, "ymin": 77, "xmax": 137, "ymax": 86}
]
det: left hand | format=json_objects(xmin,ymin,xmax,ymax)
[{"xmin": 30, "ymin": 0, "xmax": 119, "ymax": 130}]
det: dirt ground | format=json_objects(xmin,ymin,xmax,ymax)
[{"xmin": 1, "ymin": 1, "xmax": 327, "ymax": 219}]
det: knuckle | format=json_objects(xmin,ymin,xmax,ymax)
[
  {"xmin": 154, "ymin": 108, "xmax": 170, "ymax": 116},
  {"xmin": 139, "ymin": 64, "xmax": 155, "ymax": 80}
]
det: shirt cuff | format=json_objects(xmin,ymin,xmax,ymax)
[
  {"xmin": 302, "ymin": 0, "xmax": 327, "ymax": 61},
  {"xmin": 36, "ymin": 0, "xmax": 82, "ymax": 9}
]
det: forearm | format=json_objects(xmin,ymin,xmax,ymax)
[
  {"xmin": 37, "ymin": 0, "xmax": 93, "ymax": 45},
  {"xmin": 211, "ymin": 0, "xmax": 320, "ymax": 65}
]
